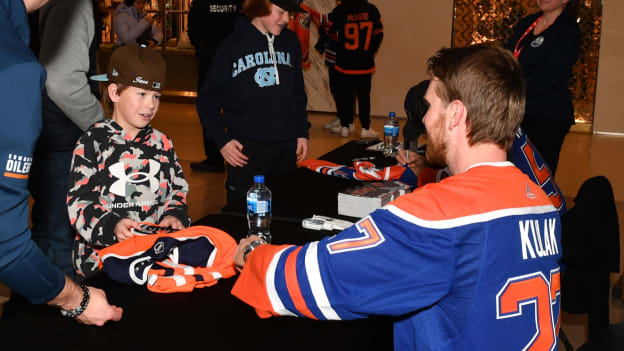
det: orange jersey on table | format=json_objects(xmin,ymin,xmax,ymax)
[{"xmin": 98, "ymin": 225, "xmax": 237, "ymax": 293}]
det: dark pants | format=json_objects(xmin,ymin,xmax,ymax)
[
  {"xmin": 197, "ymin": 46, "xmax": 225, "ymax": 166},
  {"xmin": 27, "ymin": 148, "xmax": 75, "ymax": 279},
  {"xmin": 335, "ymin": 72, "xmax": 372, "ymax": 129},
  {"xmin": 328, "ymin": 65, "xmax": 340, "ymax": 109},
  {"xmin": 521, "ymin": 118, "xmax": 572, "ymax": 175},
  {"xmin": 225, "ymin": 138, "xmax": 297, "ymax": 205}
]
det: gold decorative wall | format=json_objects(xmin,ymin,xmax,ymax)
[{"xmin": 452, "ymin": 0, "xmax": 602, "ymax": 124}]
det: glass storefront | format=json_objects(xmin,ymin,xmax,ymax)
[
  {"xmin": 452, "ymin": 0, "xmax": 603, "ymax": 126},
  {"xmin": 101, "ymin": 0, "xmax": 193, "ymax": 51}
]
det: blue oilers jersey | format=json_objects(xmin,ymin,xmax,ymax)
[
  {"xmin": 510, "ymin": 128, "xmax": 567, "ymax": 215},
  {"xmin": 410, "ymin": 128, "xmax": 566, "ymax": 216},
  {"xmin": 232, "ymin": 163, "xmax": 562, "ymax": 350}
]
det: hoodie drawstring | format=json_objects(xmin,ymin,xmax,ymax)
[{"xmin": 265, "ymin": 33, "xmax": 280, "ymax": 85}]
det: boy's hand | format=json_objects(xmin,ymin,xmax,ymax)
[
  {"xmin": 296, "ymin": 138, "xmax": 309, "ymax": 163},
  {"xmin": 114, "ymin": 218, "xmax": 139, "ymax": 241},
  {"xmin": 221, "ymin": 139, "xmax": 248, "ymax": 167},
  {"xmin": 159, "ymin": 215, "xmax": 184, "ymax": 230}
]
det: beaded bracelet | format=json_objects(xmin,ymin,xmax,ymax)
[{"xmin": 60, "ymin": 283, "xmax": 90, "ymax": 318}]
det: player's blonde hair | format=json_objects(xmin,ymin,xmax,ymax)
[{"xmin": 427, "ymin": 45, "xmax": 525, "ymax": 151}]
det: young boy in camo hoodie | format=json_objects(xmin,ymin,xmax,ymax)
[{"xmin": 67, "ymin": 45, "xmax": 190, "ymax": 280}]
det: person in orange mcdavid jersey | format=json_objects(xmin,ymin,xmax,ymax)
[{"xmin": 287, "ymin": 0, "xmax": 320, "ymax": 69}]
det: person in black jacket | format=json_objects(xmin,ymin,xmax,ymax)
[
  {"xmin": 326, "ymin": 0, "xmax": 383, "ymax": 138},
  {"xmin": 505, "ymin": 0, "xmax": 581, "ymax": 174},
  {"xmin": 195, "ymin": 0, "xmax": 310, "ymax": 204},
  {"xmin": 29, "ymin": 0, "xmax": 105, "ymax": 279},
  {"xmin": 188, "ymin": 0, "xmax": 241, "ymax": 173}
]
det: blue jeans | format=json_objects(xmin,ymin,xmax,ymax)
[{"xmin": 28, "ymin": 149, "xmax": 76, "ymax": 279}]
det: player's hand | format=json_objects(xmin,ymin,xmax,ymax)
[
  {"xmin": 296, "ymin": 137, "xmax": 309, "ymax": 163},
  {"xmin": 220, "ymin": 139, "xmax": 248, "ymax": 167},
  {"xmin": 76, "ymin": 286, "xmax": 123, "ymax": 326},
  {"xmin": 396, "ymin": 147, "xmax": 426, "ymax": 176},
  {"xmin": 114, "ymin": 218, "xmax": 140, "ymax": 241},
  {"xmin": 234, "ymin": 235, "xmax": 262, "ymax": 271},
  {"xmin": 396, "ymin": 147, "xmax": 416, "ymax": 165},
  {"xmin": 159, "ymin": 215, "xmax": 184, "ymax": 230}
]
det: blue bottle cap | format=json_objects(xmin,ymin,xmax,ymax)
[
  {"xmin": 389, "ymin": 112, "xmax": 396, "ymax": 117},
  {"xmin": 254, "ymin": 175, "xmax": 264, "ymax": 183}
]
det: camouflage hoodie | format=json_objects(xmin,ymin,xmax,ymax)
[{"xmin": 67, "ymin": 119, "xmax": 190, "ymax": 278}]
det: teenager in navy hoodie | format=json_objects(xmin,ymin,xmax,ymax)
[{"xmin": 196, "ymin": 0, "xmax": 310, "ymax": 204}]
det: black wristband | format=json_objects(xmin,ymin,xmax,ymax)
[{"xmin": 60, "ymin": 283, "xmax": 90, "ymax": 319}]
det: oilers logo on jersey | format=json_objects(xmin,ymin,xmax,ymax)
[{"xmin": 3, "ymin": 153, "xmax": 32, "ymax": 179}]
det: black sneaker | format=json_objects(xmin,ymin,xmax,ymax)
[{"xmin": 190, "ymin": 159, "xmax": 225, "ymax": 173}]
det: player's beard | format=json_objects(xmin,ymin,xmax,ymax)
[{"xmin": 425, "ymin": 111, "xmax": 448, "ymax": 167}]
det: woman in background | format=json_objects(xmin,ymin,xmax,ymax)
[{"xmin": 505, "ymin": 0, "xmax": 581, "ymax": 174}]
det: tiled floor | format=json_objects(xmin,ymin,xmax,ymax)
[{"xmin": 2, "ymin": 102, "xmax": 623, "ymax": 349}]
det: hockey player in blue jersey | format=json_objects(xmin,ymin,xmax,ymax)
[
  {"xmin": 398, "ymin": 80, "xmax": 566, "ymax": 216},
  {"xmin": 232, "ymin": 45, "xmax": 562, "ymax": 350}
]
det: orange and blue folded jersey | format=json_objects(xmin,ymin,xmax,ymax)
[
  {"xmin": 299, "ymin": 158, "xmax": 418, "ymax": 185},
  {"xmin": 233, "ymin": 163, "xmax": 562, "ymax": 350},
  {"xmin": 98, "ymin": 226, "xmax": 237, "ymax": 293}
]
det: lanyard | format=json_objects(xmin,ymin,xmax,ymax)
[{"xmin": 513, "ymin": 15, "xmax": 543, "ymax": 59}]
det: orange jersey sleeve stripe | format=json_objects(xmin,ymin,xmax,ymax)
[
  {"xmin": 231, "ymin": 244, "xmax": 295, "ymax": 318},
  {"xmin": 3, "ymin": 172, "xmax": 28, "ymax": 179},
  {"xmin": 284, "ymin": 247, "xmax": 317, "ymax": 319}
]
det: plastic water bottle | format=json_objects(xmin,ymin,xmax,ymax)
[
  {"xmin": 247, "ymin": 175, "xmax": 272, "ymax": 242},
  {"xmin": 383, "ymin": 112, "xmax": 399, "ymax": 156}
]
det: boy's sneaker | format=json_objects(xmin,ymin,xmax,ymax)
[
  {"xmin": 323, "ymin": 118, "xmax": 341, "ymax": 129},
  {"xmin": 340, "ymin": 126, "xmax": 350, "ymax": 137},
  {"xmin": 331, "ymin": 123, "xmax": 354, "ymax": 134},
  {"xmin": 360, "ymin": 128, "xmax": 379, "ymax": 138}
]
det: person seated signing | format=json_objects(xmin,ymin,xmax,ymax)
[{"xmin": 231, "ymin": 45, "xmax": 563, "ymax": 350}]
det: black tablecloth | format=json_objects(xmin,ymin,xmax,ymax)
[
  {"xmin": 0, "ymin": 215, "xmax": 394, "ymax": 350},
  {"xmin": 220, "ymin": 140, "xmax": 396, "ymax": 223}
]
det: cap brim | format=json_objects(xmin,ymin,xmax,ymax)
[
  {"xmin": 271, "ymin": 0, "xmax": 305, "ymax": 13},
  {"xmin": 90, "ymin": 73, "xmax": 109, "ymax": 82}
]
